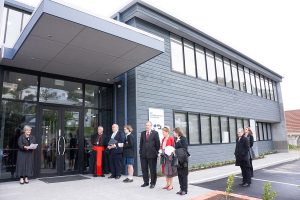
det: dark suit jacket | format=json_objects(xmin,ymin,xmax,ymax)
[
  {"xmin": 109, "ymin": 131, "xmax": 125, "ymax": 154},
  {"xmin": 235, "ymin": 136, "xmax": 250, "ymax": 167},
  {"xmin": 139, "ymin": 130, "xmax": 160, "ymax": 159},
  {"xmin": 91, "ymin": 133, "xmax": 106, "ymax": 146}
]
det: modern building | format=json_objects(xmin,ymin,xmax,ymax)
[
  {"xmin": 285, "ymin": 109, "xmax": 300, "ymax": 146},
  {"xmin": 0, "ymin": 0, "xmax": 287, "ymax": 181}
]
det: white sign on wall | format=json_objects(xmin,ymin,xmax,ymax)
[{"xmin": 149, "ymin": 108, "xmax": 164, "ymax": 140}]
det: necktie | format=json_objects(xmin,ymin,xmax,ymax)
[{"xmin": 146, "ymin": 131, "xmax": 150, "ymax": 141}]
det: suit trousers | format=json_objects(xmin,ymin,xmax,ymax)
[
  {"xmin": 177, "ymin": 167, "xmax": 188, "ymax": 192},
  {"xmin": 109, "ymin": 153, "xmax": 122, "ymax": 177},
  {"xmin": 240, "ymin": 165, "xmax": 251, "ymax": 184},
  {"xmin": 249, "ymin": 158, "xmax": 253, "ymax": 177},
  {"xmin": 141, "ymin": 157, "xmax": 157, "ymax": 185}
]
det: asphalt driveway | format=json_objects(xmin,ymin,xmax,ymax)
[{"xmin": 192, "ymin": 159, "xmax": 300, "ymax": 200}]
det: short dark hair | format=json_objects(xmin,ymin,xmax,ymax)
[{"xmin": 173, "ymin": 127, "xmax": 184, "ymax": 137}]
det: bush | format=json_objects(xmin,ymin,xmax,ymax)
[
  {"xmin": 262, "ymin": 182, "xmax": 277, "ymax": 200},
  {"xmin": 225, "ymin": 174, "xmax": 235, "ymax": 198}
]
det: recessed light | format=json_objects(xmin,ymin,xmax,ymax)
[
  {"xmin": 77, "ymin": 87, "xmax": 81, "ymax": 90},
  {"xmin": 105, "ymin": 72, "xmax": 109, "ymax": 75},
  {"xmin": 106, "ymin": 78, "xmax": 111, "ymax": 82},
  {"xmin": 17, "ymin": 78, "xmax": 22, "ymax": 82},
  {"xmin": 47, "ymin": 35, "xmax": 53, "ymax": 38},
  {"xmin": 31, "ymin": 57, "xmax": 35, "ymax": 60}
]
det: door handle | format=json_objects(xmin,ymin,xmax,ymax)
[
  {"xmin": 61, "ymin": 136, "xmax": 66, "ymax": 156},
  {"xmin": 57, "ymin": 136, "xmax": 61, "ymax": 156}
]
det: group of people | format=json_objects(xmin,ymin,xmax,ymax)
[
  {"xmin": 90, "ymin": 121, "xmax": 190, "ymax": 195},
  {"xmin": 235, "ymin": 127, "xmax": 254, "ymax": 187}
]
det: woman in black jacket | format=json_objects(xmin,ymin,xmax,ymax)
[
  {"xmin": 235, "ymin": 128, "xmax": 251, "ymax": 187},
  {"xmin": 123, "ymin": 125, "xmax": 134, "ymax": 183},
  {"xmin": 16, "ymin": 125, "xmax": 36, "ymax": 184},
  {"xmin": 245, "ymin": 127, "xmax": 254, "ymax": 177},
  {"xmin": 173, "ymin": 127, "xmax": 189, "ymax": 195}
]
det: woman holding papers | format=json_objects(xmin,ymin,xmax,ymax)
[{"xmin": 16, "ymin": 125, "xmax": 37, "ymax": 184}]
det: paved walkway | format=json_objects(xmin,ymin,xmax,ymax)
[{"xmin": 0, "ymin": 152, "xmax": 299, "ymax": 200}]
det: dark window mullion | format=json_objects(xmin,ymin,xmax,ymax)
[
  {"xmin": 198, "ymin": 113, "xmax": 202, "ymax": 144},
  {"xmin": 213, "ymin": 52, "xmax": 218, "ymax": 84},
  {"xmin": 203, "ymin": 48, "xmax": 209, "ymax": 81},
  {"xmin": 209, "ymin": 115, "xmax": 212, "ymax": 144},
  {"xmin": 218, "ymin": 116, "xmax": 222, "ymax": 143},
  {"xmin": 193, "ymin": 43, "xmax": 198, "ymax": 79},
  {"xmin": 181, "ymin": 38, "xmax": 186, "ymax": 75},
  {"xmin": 222, "ymin": 56, "xmax": 227, "ymax": 87},
  {"xmin": 186, "ymin": 112, "xmax": 190, "ymax": 144},
  {"xmin": 242, "ymin": 66, "xmax": 247, "ymax": 92},
  {"xmin": 229, "ymin": 60, "xmax": 234, "ymax": 90}
]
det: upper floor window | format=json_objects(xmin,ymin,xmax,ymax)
[
  {"xmin": 195, "ymin": 45, "xmax": 207, "ymax": 80},
  {"xmin": 183, "ymin": 40, "xmax": 196, "ymax": 77},
  {"xmin": 170, "ymin": 34, "xmax": 184, "ymax": 73},
  {"xmin": 244, "ymin": 67, "xmax": 252, "ymax": 94},
  {"xmin": 223, "ymin": 58, "xmax": 233, "ymax": 88},
  {"xmin": 238, "ymin": 65, "xmax": 246, "ymax": 92},
  {"xmin": 215, "ymin": 54, "xmax": 225, "ymax": 86},
  {"xmin": 231, "ymin": 61, "xmax": 239, "ymax": 90},
  {"xmin": 206, "ymin": 50, "xmax": 216, "ymax": 83}
]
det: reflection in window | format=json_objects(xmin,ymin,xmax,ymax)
[
  {"xmin": 243, "ymin": 119, "xmax": 250, "ymax": 128},
  {"xmin": 0, "ymin": 7, "xmax": 8, "ymax": 44},
  {"xmin": 174, "ymin": 113, "xmax": 187, "ymax": 136},
  {"xmin": 170, "ymin": 34, "xmax": 184, "ymax": 73},
  {"xmin": 263, "ymin": 123, "xmax": 268, "ymax": 140},
  {"xmin": 265, "ymin": 79, "xmax": 271, "ymax": 100},
  {"xmin": 0, "ymin": 101, "xmax": 36, "ymax": 179},
  {"xmin": 224, "ymin": 58, "xmax": 232, "ymax": 88},
  {"xmin": 215, "ymin": 54, "xmax": 225, "ymax": 86},
  {"xmin": 39, "ymin": 77, "xmax": 83, "ymax": 105},
  {"xmin": 260, "ymin": 76, "xmax": 266, "ymax": 98},
  {"xmin": 195, "ymin": 46, "xmax": 207, "ymax": 80},
  {"xmin": 229, "ymin": 118, "xmax": 236, "ymax": 142},
  {"xmin": 273, "ymin": 82, "xmax": 278, "ymax": 101},
  {"xmin": 231, "ymin": 62, "xmax": 239, "ymax": 90},
  {"xmin": 269, "ymin": 81, "xmax": 274, "ymax": 100},
  {"xmin": 183, "ymin": 40, "xmax": 196, "ymax": 77},
  {"xmin": 2, "ymin": 71, "xmax": 38, "ymax": 101},
  {"xmin": 4, "ymin": 9, "xmax": 22, "ymax": 47},
  {"xmin": 267, "ymin": 124, "xmax": 272, "ymax": 140},
  {"xmin": 211, "ymin": 116, "xmax": 220, "ymax": 143},
  {"xmin": 221, "ymin": 117, "xmax": 229, "ymax": 143},
  {"xmin": 85, "ymin": 84, "xmax": 99, "ymax": 108},
  {"xmin": 21, "ymin": 13, "xmax": 31, "ymax": 30},
  {"xmin": 258, "ymin": 123, "xmax": 263, "ymax": 140},
  {"xmin": 238, "ymin": 65, "xmax": 246, "ymax": 92},
  {"xmin": 237, "ymin": 119, "xmax": 243, "ymax": 130},
  {"xmin": 244, "ymin": 67, "xmax": 252, "ymax": 94},
  {"xmin": 250, "ymin": 71, "xmax": 257, "ymax": 95},
  {"xmin": 200, "ymin": 115, "xmax": 211, "ymax": 144},
  {"xmin": 206, "ymin": 50, "xmax": 216, "ymax": 83},
  {"xmin": 255, "ymin": 73, "xmax": 262, "ymax": 97},
  {"xmin": 188, "ymin": 114, "xmax": 200, "ymax": 144}
]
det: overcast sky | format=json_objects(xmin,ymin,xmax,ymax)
[{"xmin": 16, "ymin": 0, "xmax": 300, "ymax": 111}]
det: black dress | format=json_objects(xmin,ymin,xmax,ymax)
[
  {"xmin": 235, "ymin": 136, "xmax": 251, "ymax": 184},
  {"xmin": 16, "ymin": 134, "xmax": 36, "ymax": 177},
  {"xmin": 175, "ymin": 136, "xmax": 189, "ymax": 193}
]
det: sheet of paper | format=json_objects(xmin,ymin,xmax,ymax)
[{"xmin": 28, "ymin": 143, "xmax": 38, "ymax": 149}]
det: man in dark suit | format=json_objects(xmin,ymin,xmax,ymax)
[
  {"xmin": 140, "ymin": 121, "xmax": 160, "ymax": 189},
  {"xmin": 108, "ymin": 124, "xmax": 125, "ymax": 179}
]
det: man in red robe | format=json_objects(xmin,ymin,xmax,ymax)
[{"xmin": 91, "ymin": 126, "xmax": 106, "ymax": 177}]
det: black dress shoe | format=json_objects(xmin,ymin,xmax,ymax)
[
  {"xmin": 141, "ymin": 183, "xmax": 149, "ymax": 187},
  {"xmin": 123, "ymin": 178, "xmax": 129, "ymax": 182},
  {"xmin": 176, "ymin": 190, "xmax": 182, "ymax": 194},
  {"xmin": 115, "ymin": 176, "xmax": 121, "ymax": 179},
  {"xmin": 241, "ymin": 183, "xmax": 250, "ymax": 187},
  {"xmin": 239, "ymin": 182, "xmax": 245, "ymax": 186},
  {"xmin": 150, "ymin": 184, "xmax": 155, "ymax": 189},
  {"xmin": 180, "ymin": 191, "xmax": 187, "ymax": 195},
  {"xmin": 108, "ymin": 175, "xmax": 115, "ymax": 179},
  {"xmin": 100, "ymin": 174, "xmax": 105, "ymax": 177}
]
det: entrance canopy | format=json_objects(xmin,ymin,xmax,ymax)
[{"xmin": 0, "ymin": 0, "xmax": 164, "ymax": 82}]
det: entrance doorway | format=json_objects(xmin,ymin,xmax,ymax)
[{"xmin": 38, "ymin": 106, "xmax": 82, "ymax": 177}]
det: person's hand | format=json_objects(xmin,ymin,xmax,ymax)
[{"xmin": 24, "ymin": 146, "xmax": 29, "ymax": 150}]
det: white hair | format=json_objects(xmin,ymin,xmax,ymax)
[
  {"xmin": 23, "ymin": 125, "xmax": 32, "ymax": 131},
  {"xmin": 237, "ymin": 128, "xmax": 244, "ymax": 133}
]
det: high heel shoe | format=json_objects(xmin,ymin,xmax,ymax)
[
  {"xmin": 162, "ymin": 185, "xmax": 169, "ymax": 189},
  {"xmin": 167, "ymin": 186, "xmax": 173, "ymax": 191}
]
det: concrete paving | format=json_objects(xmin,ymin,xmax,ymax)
[{"xmin": 0, "ymin": 152, "xmax": 299, "ymax": 200}]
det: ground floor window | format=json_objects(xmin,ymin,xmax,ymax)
[{"xmin": 256, "ymin": 122, "xmax": 272, "ymax": 141}]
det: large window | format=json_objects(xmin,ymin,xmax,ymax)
[
  {"xmin": 244, "ymin": 67, "xmax": 252, "ymax": 94},
  {"xmin": 223, "ymin": 58, "xmax": 233, "ymax": 88},
  {"xmin": 236, "ymin": 119, "xmax": 243, "ymax": 130},
  {"xmin": 215, "ymin": 54, "xmax": 225, "ymax": 86},
  {"xmin": 174, "ymin": 112, "xmax": 187, "ymax": 136},
  {"xmin": 195, "ymin": 46, "xmax": 207, "ymax": 80},
  {"xmin": 188, "ymin": 114, "xmax": 200, "ymax": 144},
  {"xmin": 258, "ymin": 122, "xmax": 264, "ymax": 140},
  {"xmin": 211, "ymin": 116, "xmax": 220, "ymax": 143},
  {"xmin": 238, "ymin": 65, "xmax": 246, "ymax": 92},
  {"xmin": 39, "ymin": 77, "xmax": 83, "ymax": 106},
  {"xmin": 273, "ymin": 82, "xmax": 278, "ymax": 101},
  {"xmin": 221, "ymin": 117, "xmax": 229, "ymax": 143},
  {"xmin": 265, "ymin": 79, "xmax": 271, "ymax": 100},
  {"xmin": 2, "ymin": 71, "xmax": 38, "ymax": 101},
  {"xmin": 206, "ymin": 50, "xmax": 217, "ymax": 83},
  {"xmin": 231, "ymin": 62, "xmax": 239, "ymax": 90},
  {"xmin": 229, "ymin": 118, "xmax": 236, "ymax": 143},
  {"xmin": 200, "ymin": 115, "xmax": 211, "ymax": 144},
  {"xmin": 256, "ymin": 122, "xmax": 272, "ymax": 141},
  {"xmin": 183, "ymin": 40, "xmax": 196, "ymax": 77},
  {"xmin": 255, "ymin": 73, "xmax": 262, "ymax": 97},
  {"xmin": 170, "ymin": 34, "xmax": 184, "ymax": 73},
  {"xmin": 269, "ymin": 81, "xmax": 274, "ymax": 100},
  {"xmin": 260, "ymin": 76, "xmax": 266, "ymax": 98},
  {"xmin": 250, "ymin": 71, "xmax": 257, "ymax": 95}
]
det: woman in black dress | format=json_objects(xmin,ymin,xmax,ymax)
[
  {"xmin": 173, "ymin": 127, "xmax": 189, "ymax": 195},
  {"xmin": 235, "ymin": 128, "xmax": 251, "ymax": 187},
  {"xmin": 16, "ymin": 125, "xmax": 36, "ymax": 184},
  {"xmin": 245, "ymin": 127, "xmax": 254, "ymax": 177}
]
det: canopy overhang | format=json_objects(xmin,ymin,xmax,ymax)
[{"xmin": 0, "ymin": 0, "xmax": 164, "ymax": 82}]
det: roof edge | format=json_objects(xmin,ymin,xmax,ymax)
[
  {"xmin": 112, "ymin": 0, "xmax": 283, "ymax": 80},
  {"xmin": 4, "ymin": 0, "xmax": 34, "ymax": 13}
]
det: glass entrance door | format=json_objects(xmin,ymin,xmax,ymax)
[{"xmin": 39, "ymin": 106, "xmax": 81, "ymax": 176}]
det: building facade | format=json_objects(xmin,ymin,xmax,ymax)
[{"xmin": 0, "ymin": 0, "xmax": 287, "ymax": 181}]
